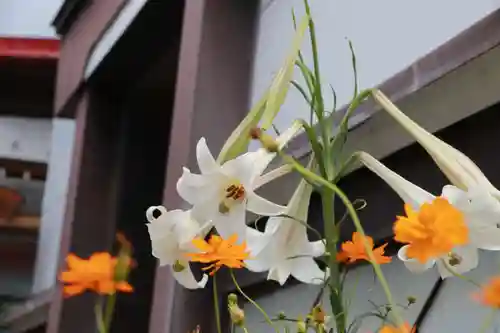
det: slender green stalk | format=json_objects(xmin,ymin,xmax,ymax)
[
  {"xmin": 478, "ymin": 309, "xmax": 496, "ymax": 333},
  {"xmin": 230, "ymin": 270, "xmax": 279, "ymax": 333},
  {"xmin": 213, "ymin": 274, "xmax": 223, "ymax": 333},
  {"xmin": 103, "ymin": 294, "xmax": 117, "ymax": 332},
  {"xmin": 321, "ymin": 190, "xmax": 346, "ymax": 333},
  {"xmin": 441, "ymin": 259, "xmax": 481, "ymax": 288},
  {"xmin": 278, "ymin": 153, "xmax": 404, "ymax": 327},
  {"xmin": 242, "ymin": 326, "xmax": 250, "ymax": 333},
  {"xmin": 94, "ymin": 299, "xmax": 106, "ymax": 333}
]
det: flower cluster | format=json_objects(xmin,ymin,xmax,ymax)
[{"xmin": 56, "ymin": 4, "xmax": 500, "ymax": 332}]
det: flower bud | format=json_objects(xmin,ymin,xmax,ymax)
[
  {"xmin": 228, "ymin": 293, "xmax": 238, "ymax": 305},
  {"xmin": 228, "ymin": 303, "xmax": 245, "ymax": 327},
  {"xmin": 311, "ymin": 305, "xmax": 326, "ymax": 324},
  {"xmin": 250, "ymin": 127, "xmax": 279, "ymax": 153},
  {"xmin": 407, "ymin": 296, "xmax": 417, "ymax": 306}
]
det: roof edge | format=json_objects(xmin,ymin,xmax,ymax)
[
  {"xmin": 52, "ymin": 0, "xmax": 93, "ymax": 36},
  {"xmin": 286, "ymin": 7, "xmax": 500, "ymax": 159}
]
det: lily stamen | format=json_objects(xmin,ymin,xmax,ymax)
[{"xmin": 225, "ymin": 184, "xmax": 246, "ymax": 200}]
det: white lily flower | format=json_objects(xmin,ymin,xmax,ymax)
[
  {"xmin": 359, "ymin": 152, "xmax": 500, "ymax": 278},
  {"xmin": 372, "ymin": 89, "xmax": 500, "ymax": 199},
  {"xmin": 146, "ymin": 206, "xmax": 208, "ymax": 289},
  {"xmin": 176, "ymin": 123, "xmax": 301, "ymax": 241},
  {"xmin": 245, "ymin": 178, "xmax": 327, "ymax": 285}
]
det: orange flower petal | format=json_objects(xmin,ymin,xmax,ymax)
[
  {"xmin": 63, "ymin": 284, "xmax": 86, "ymax": 298},
  {"xmin": 188, "ymin": 235, "xmax": 249, "ymax": 274},
  {"xmin": 394, "ymin": 198, "xmax": 468, "ymax": 263},
  {"xmin": 379, "ymin": 322, "xmax": 413, "ymax": 333},
  {"xmin": 116, "ymin": 281, "xmax": 134, "ymax": 293},
  {"xmin": 66, "ymin": 254, "xmax": 87, "ymax": 270}
]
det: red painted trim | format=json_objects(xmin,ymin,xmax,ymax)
[{"xmin": 0, "ymin": 37, "xmax": 60, "ymax": 60}]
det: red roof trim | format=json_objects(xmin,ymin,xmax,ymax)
[{"xmin": 0, "ymin": 37, "xmax": 60, "ymax": 60}]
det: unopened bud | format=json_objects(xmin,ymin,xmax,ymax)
[
  {"xmin": 296, "ymin": 319, "xmax": 307, "ymax": 333},
  {"xmin": 277, "ymin": 312, "xmax": 286, "ymax": 320},
  {"xmin": 250, "ymin": 127, "xmax": 279, "ymax": 153},
  {"xmin": 173, "ymin": 260, "xmax": 186, "ymax": 272},
  {"xmin": 250, "ymin": 127, "xmax": 263, "ymax": 140},
  {"xmin": 228, "ymin": 293, "xmax": 238, "ymax": 304},
  {"xmin": 407, "ymin": 296, "xmax": 417, "ymax": 306},
  {"xmin": 228, "ymin": 303, "xmax": 245, "ymax": 326},
  {"xmin": 311, "ymin": 305, "xmax": 326, "ymax": 324}
]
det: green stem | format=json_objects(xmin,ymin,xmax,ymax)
[
  {"xmin": 478, "ymin": 309, "xmax": 496, "ymax": 333},
  {"xmin": 94, "ymin": 298, "xmax": 107, "ymax": 333},
  {"xmin": 103, "ymin": 293, "xmax": 117, "ymax": 332},
  {"xmin": 279, "ymin": 153, "xmax": 404, "ymax": 327},
  {"xmin": 230, "ymin": 270, "xmax": 279, "ymax": 333},
  {"xmin": 321, "ymin": 190, "xmax": 346, "ymax": 333},
  {"xmin": 213, "ymin": 274, "xmax": 223, "ymax": 333}
]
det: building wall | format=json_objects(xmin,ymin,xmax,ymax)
[
  {"xmin": 32, "ymin": 118, "xmax": 75, "ymax": 294},
  {"xmin": 0, "ymin": 117, "xmax": 51, "ymax": 163},
  {"xmin": 0, "ymin": 0, "xmax": 63, "ymax": 38},
  {"xmin": 250, "ymin": 0, "xmax": 500, "ymax": 141}
]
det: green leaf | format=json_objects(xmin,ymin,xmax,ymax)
[{"xmin": 261, "ymin": 14, "xmax": 310, "ymax": 130}]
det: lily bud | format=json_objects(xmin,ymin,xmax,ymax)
[
  {"xmin": 115, "ymin": 232, "xmax": 133, "ymax": 281},
  {"xmin": 372, "ymin": 89, "xmax": 500, "ymax": 198},
  {"xmin": 228, "ymin": 303, "xmax": 245, "ymax": 327},
  {"xmin": 407, "ymin": 296, "xmax": 417, "ymax": 306},
  {"xmin": 217, "ymin": 15, "xmax": 309, "ymax": 163},
  {"xmin": 250, "ymin": 127, "xmax": 279, "ymax": 153},
  {"xmin": 227, "ymin": 293, "xmax": 238, "ymax": 305}
]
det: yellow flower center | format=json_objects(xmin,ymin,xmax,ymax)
[
  {"xmin": 219, "ymin": 182, "xmax": 246, "ymax": 214},
  {"xmin": 394, "ymin": 197, "xmax": 469, "ymax": 263}
]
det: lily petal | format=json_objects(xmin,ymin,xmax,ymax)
[
  {"xmin": 170, "ymin": 260, "xmax": 209, "ymax": 289},
  {"xmin": 290, "ymin": 257, "xmax": 327, "ymax": 285},
  {"xmin": 373, "ymin": 89, "xmax": 500, "ymax": 196},
  {"xmin": 212, "ymin": 203, "xmax": 247, "ymax": 239},
  {"xmin": 246, "ymin": 227, "xmax": 273, "ymax": 257},
  {"xmin": 398, "ymin": 245, "xmax": 435, "ymax": 274},
  {"xmin": 196, "ymin": 138, "xmax": 219, "ymax": 174},
  {"xmin": 435, "ymin": 245, "xmax": 479, "ymax": 279},
  {"xmin": 176, "ymin": 168, "xmax": 221, "ymax": 205},
  {"xmin": 268, "ymin": 263, "xmax": 292, "ymax": 285},
  {"xmin": 307, "ymin": 240, "xmax": 326, "ymax": 257},
  {"xmin": 246, "ymin": 192, "xmax": 286, "ymax": 216},
  {"xmin": 442, "ymin": 185, "xmax": 500, "ymax": 250},
  {"xmin": 358, "ymin": 152, "xmax": 434, "ymax": 209}
]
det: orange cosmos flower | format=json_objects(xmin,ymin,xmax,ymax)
[
  {"xmin": 474, "ymin": 276, "xmax": 500, "ymax": 308},
  {"xmin": 336, "ymin": 232, "xmax": 392, "ymax": 264},
  {"xmin": 379, "ymin": 322, "xmax": 414, "ymax": 333},
  {"xmin": 186, "ymin": 234, "xmax": 250, "ymax": 275},
  {"xmin": 394, "ymin": 198, "xmax": 468, "ymax": 263},
  {"xmin": 59, "ymin": 252, "xmax": 133, "ymax": 297}
]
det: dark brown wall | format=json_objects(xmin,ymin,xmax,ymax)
[
  {"xmin": 149, "ymin": 1, "xmax": 260, "ymax": 333},
  {"xmin": 48, "ymin": 0, "xmax": 185, "ymax": 332},
  {"xmin": 54, "ymin": 0, "xmax": 127, "ymax": 115},
  {"xmin": 49, "ymin": 0, "xmax": 260, "ymax": 332}
]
